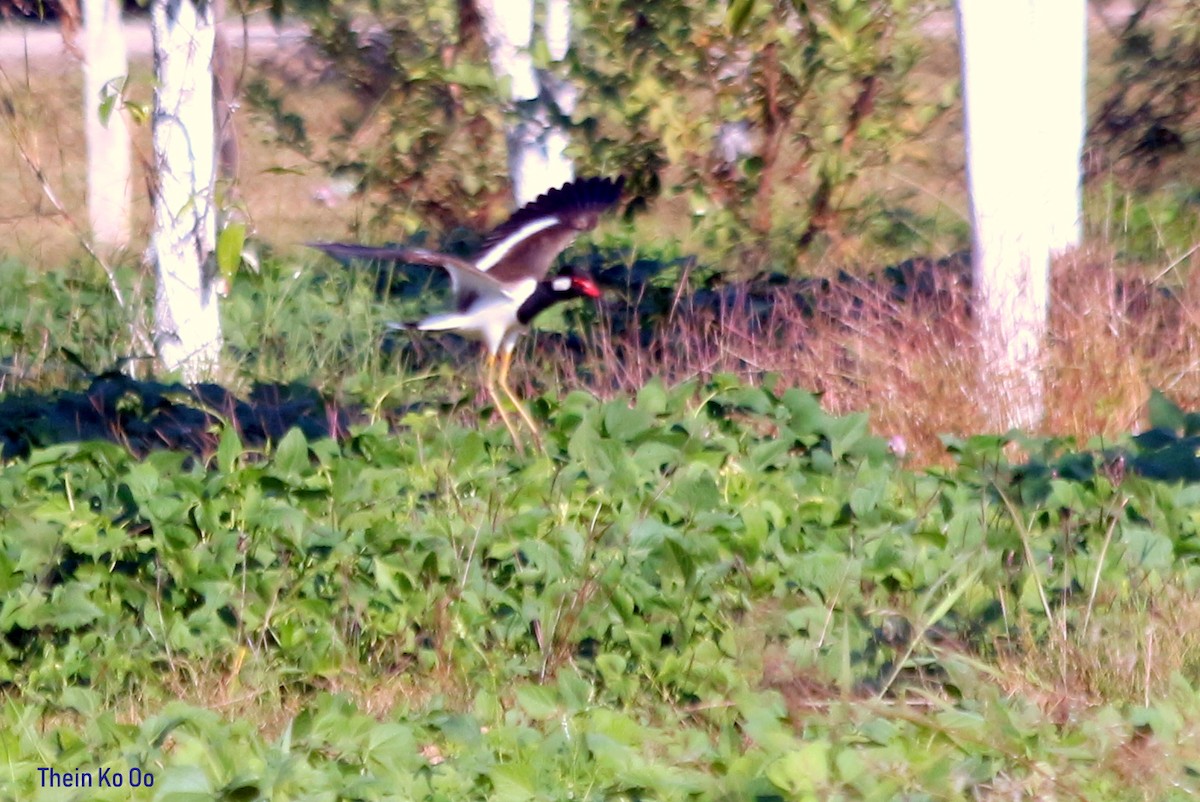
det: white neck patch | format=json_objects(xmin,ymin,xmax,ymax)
[{"xmin": 476, "ymin": 217, "xmax": 561, "ymax": 271}]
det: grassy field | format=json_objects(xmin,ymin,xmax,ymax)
[{"xmin": 2, "ymin": 7, "xmax": 1200, "ymax": 801}]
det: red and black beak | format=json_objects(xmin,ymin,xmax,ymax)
[{"xmin": 574, "ymin": 275, "xmax": 602, "ymax": 299}]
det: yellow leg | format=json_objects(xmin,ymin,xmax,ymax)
[
  {"xmin": 497, "ymin": 346, "xmax": 543, "ymax": 449},
  {"xmin": 484, "ymin": 350, "xmax": 524, "ymax": 452}
]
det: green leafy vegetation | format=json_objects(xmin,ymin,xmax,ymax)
[
  {"xmin": 2, "ymin": 2, "xmax": 1199, "ymax": 798},
  {"xmin": 246, "ymin": 0, "xmax": 947, "ymax": 269},
  {"xmin": 573, "ymin": 0, "xmax": 943, "ymax": 269},
  {"xmin": 5, "ymin": 370, "xmax": 1200, "ymax": 798}
]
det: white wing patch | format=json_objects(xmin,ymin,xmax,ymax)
[
  {"xmin": 476, "ymin": 217, "xmax": 560, "ymax": 272},
  {"xmin": 502, "ymin": 277, "xmax": 538, "ymax": 300},
  {"xmin": 440, "ymin": 262, "xmax": 507, "ymax": 299}
]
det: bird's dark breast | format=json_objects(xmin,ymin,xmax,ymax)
[{"xmin": 516, "ymin": 287, "xmax": 560, "ymax": 325}]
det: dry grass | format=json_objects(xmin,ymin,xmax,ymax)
[
  {"xmin": 1046, "ymin": 247, "xmax": 1200, "ymax": 438},
  {"xmin": 528, "ymin": 243, "xmax": 1200, "ymax": 467},
  {"xmin": 0, "ymin": 57, "xmax": 99, "ymax": 263},
  {"xmin": 0, "ymin": 47, "xmax": 370, "ymax": 267},
  {"xmin": 1004, "ymin": 583, "xmax": 1200, "ymax": 710}
]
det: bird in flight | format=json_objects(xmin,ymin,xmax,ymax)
[{"xmin": 310, "ymin": 175, "xmax": 624, "ymax": 449}]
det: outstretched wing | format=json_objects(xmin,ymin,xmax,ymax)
[
  {"xmin": 308, "ymin": 242, "xmax": 475, "ymax": 272},
  {"xmin": 475, "ymin": 176, "xmax": 625, "ymax": 283},
  {"xmin": 308, "ymin": 241, "xmax": 509, "ymax": 300}
]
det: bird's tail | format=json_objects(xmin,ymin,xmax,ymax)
[{"xmin": 397, "ymin": 311, "xmax": 476, "ymax": 332}]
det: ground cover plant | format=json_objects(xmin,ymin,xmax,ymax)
[{"xmin": 6, "ymin": 373, "xmax": 1200, "ymax": 800}]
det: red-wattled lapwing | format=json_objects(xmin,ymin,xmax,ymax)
[{"xmin": 310, "ymin": 175, "xmax": 624, "ymax": 449}]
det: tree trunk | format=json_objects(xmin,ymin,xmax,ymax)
[
  {"xmin": 956, "ymin": 0, "xmax": 1085, "ymax": 430},
  {"xmin": 475, "ymin": 0, "xmax": 575, "ymax": 205},
  {"xmin": 213, "ymin": 0, "xmax": 241, "ymax": 184},
  {"xmin": 82, "ymin": 0, "xmax": 132, "ymax": 248},
  {"xmin": 150, "ymin": 0, "xmax": 222, "ymax": 381},
  {"xmin": 1036, "ymin": 0, "xmax": 1087, "ymax": 255},
  {"xmin": 540, "ymin": 0, "xmax": 574, "ymax": 189}
]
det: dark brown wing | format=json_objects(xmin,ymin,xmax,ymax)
[
  {"xmin": 308, "ymin": 242, "xmax": 503, "ymax": 299},
  {"xmin": 482, "ymin": 176, "xmax": 625, "ymax": 250},
  {"xmin": 475, "ymin": 176, "xmax": 624, "ymax": 283},
  {"xmin": 307, "ymin": 242, "xmax": 472, "ymax": 271}
]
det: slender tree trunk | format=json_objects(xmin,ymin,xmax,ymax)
[
  {"xmin": 82, "ymin": 0, "xmax": 132, "ymax": 248},
  {"xmin": 540, "ymin": 0, "xmax": 575, "ymax": 187},
  {"xmin": 475, "ymin": 0, "xmax": 575, "ymax": 204},
  {"xmin": 150, "ymin": 0, "xmax": 222, "ymax": 381},
  {"xmin": 212, "ymin": 0, "xmax": 241, "ymax": 184},
  {"xmin": 956, "ymin": 0, "xmax": 1085, "ymax": 430},
  {"xmin": 1036, "ymin": 0, "xmax": 1087, "ymax": 255}
]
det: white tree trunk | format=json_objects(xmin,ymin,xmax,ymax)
[
  {"xmin": 476, "ymin": 0, "xmax": 575, "ymax": 204},
  {"xmin": 82, "ymin": 0, "xmax": 132, "ymax": 248},
  {"xmin": 956, "ymin": 0, "xmax": 1085, "ymax": 430},
  {"xmin": 150, "ymin": 0, "xmax": 222, "ymax": 381},
  {"xmin": 1036, "ymin": 0, "xmax": 1087, "ymax": 254},
  {"xmin": 541, "ymin": 0, "xmax": 575, "ymax": 189},
  {"xmin": 545, "ymin": 0, "xmax": 570, "ymax": 61}
]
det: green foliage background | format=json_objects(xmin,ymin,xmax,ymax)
[
  {"xmin": 251, "ymin": 0, "xmax": 940, "ymax": 269},
  {"xmin": 242, "ymin": 0, "xmax": 1200, "ymax": 277}
]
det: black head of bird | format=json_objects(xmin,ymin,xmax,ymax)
[{"xmin": 517, "ymin": 270, "xmax": 603, "ymax": 326}]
